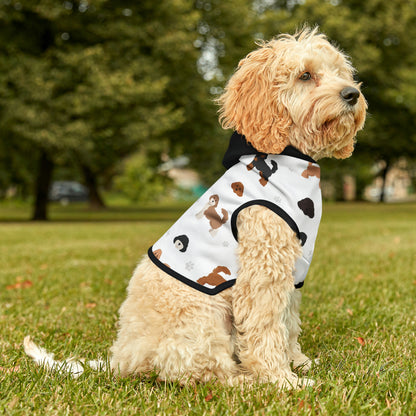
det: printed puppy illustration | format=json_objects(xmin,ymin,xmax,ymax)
[
  {"xmin": 152, "ymin": 249, "xmax": 170, "ymax": 268},
  {"xmin": 301, "ymin": 162, "xmax": 320, "ymax": 180},
  {"xmin": 297, "ymin": 198, "xmax": 315, "ymax": 218},
  {"xmin": 301, "ymin": 162, "xmax": 321, "ymax": 188},
  {"xmin": 173, "ymin": 235, "xmax": 189, "ymax": 252},
  {"xmin": 196, "ymin": 195, "xmax": 229, "ymax": 236},
  {"xmin": 231, "ymin": 181, "xmax": 244, "ymax": 197},
  {"xmin": 197, "ymin": 266, "xmax": 231, "ymax": 287},
  {"xmin": 247, "ymin": 154, "xmax": 278, "ymax": 186}
]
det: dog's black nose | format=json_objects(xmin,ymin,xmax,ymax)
[{"xmin": 340, "ymin": 87, "xmax": 360, "ymax": 106}]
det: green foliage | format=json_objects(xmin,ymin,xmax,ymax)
[
  {"xmin": 114, "ymin": 153, "xmax": 172, "ymax": 203},
  {"xmin": 0, "ymin": 0, "xmax": 255, "ymax": 203},
  {"xmin": 320, "ymin": 157, "xmax": 375, "ymax": 201},
  {"xmin": 0, "ymin": 1, "xmax": 194, "ymax": 173},
  {"xmin": 2, "ymin": 0, "xmax": 416, "ymax": 205},
  {"xmin": 164, "ymin": 0, "xmax": 255, "ymax": 184},
  {"xmin": 0, "ymin": 132, "xmax": 36, "ymax": 198}
]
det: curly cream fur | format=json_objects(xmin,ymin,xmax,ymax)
[
  {"xmin": 110, "ymin": 258, "xmax": 239, "ymax": 384},
  {"xmin": 110, "ymin": 206, "xmax": 313, "ymax": 388},
  {"xmin": 232, "ymin": 205, "xmax": 312, "ymax": 387},
  {"xmin": 109, "ymin": 27, "xmax": 366, "ymax": 389},
  {"xmin": 23, "ymin": 28, "xmax": 365, "ymax": 389},
  {"xmin": 218, "ymin": 27, "xmax": 366, "ymax": 159}
]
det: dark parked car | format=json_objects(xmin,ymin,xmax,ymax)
[{"xmin": 49, "ymin": 181, "xmax": 89, "ymax": 205}]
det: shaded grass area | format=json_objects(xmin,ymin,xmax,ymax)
[
  {"xmin": 0, "ymin": 200, "xmax": 193, "ymax": 222},
  {"xmin": 1, "ymin": 202, "xmax": 416, "ymax": 415}
]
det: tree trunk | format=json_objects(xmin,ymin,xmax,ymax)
[
  {"xmin": 32, "ymin": 150, "xmax": 54, "ymax": 221},
  {"xmin": 379, "ymin": 159, "xmax": 390, "ymax": 203},
  {"xmin": 80, "ymin": 164, "xmax": 106, "ymax": 209}
]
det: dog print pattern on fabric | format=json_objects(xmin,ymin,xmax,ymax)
[
  {"xmin": 197, "ymin": 266, "xmax": 231, "ymax": 287},
  {"xmin": 148, "ymin": 133, "xmax": 322, "ymax": 295},
  {"xmin": 196, "ymin": 195, "xmax": 229, "ymax": 237},
  {"xmin": 231, "ymin": 182, "xmax": 244, "ymax": 197},
  {"xmin": 302, "ymin": 162, "xmax": 321, "ymax": 180},
  {"xmin": 297, "ymin": 198, "xmax": 315, "ymax": 219},
  {"xmin": 173, "ymin": 235, "xmax": 189, "ymax": 252},
  {"xmin": 246, "ymin": 154, "xmax": 278, "ymax": 186}
]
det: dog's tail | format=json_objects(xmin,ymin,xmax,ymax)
[{"xmin": 23, "ymin": 336, "xmax": 106, "ymax": 378}]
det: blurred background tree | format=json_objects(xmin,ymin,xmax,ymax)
[
  {"xmin": 0, "ymin": 0, "xmax": 254, "ymax": 219},
  {"xmin": 1, "ymin": 0, "xmax": 416, "ymax": 219},
  {"xmin": 114, "ymin": 153, "xmax": 172, "ymax": 203},
  {"xmin": 0, "ymin": 1, "xmax": 200, "ymax": 219}
]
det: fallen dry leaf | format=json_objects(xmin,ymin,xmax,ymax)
[
  {"xmin": 85, "ymin": 303, "xmax": 97, "ymax": 309},
  {"xmin": 298, "ymin": 399, "xmax": 312, "ymax": 411},
  {"xmin": 204, "ymin": 391, "xmax": 213, "ymax": 402},
  {"xmin": 355, "ymin": 337, "xmax": 365, "ymax": 346},
  {"xmin": 354, "ymin": 274, "xmax": 364, "ymax": 281},
  {"xmin": 6, "ymin": 280, "xmax": 33, "ymax": 290},
  {"xmin": 346, "ymin": 308, "xmax": 353, "ymax": 316}
]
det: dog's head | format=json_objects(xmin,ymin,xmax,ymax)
[{"xmin": 218, "ymin": 27, "xmax": 367, "ymax": 160}]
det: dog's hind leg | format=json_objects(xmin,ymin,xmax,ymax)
[
  {"xmin": 285, "ymin": 290, "xmax": 316, "ymax": 373},
  {"xmin": 232, "ymin": 205, "xmax": 314, "ymax": 388},
  {"xmin": 110, "ymin": 260, "xmax": 172, "ymax": 377},
  {"xmin": 152, "ymin": 299, "xmax": 241, "ymax": 385},
  {"xmin": 110, "ymin": 258, "xmax": 241, "ymax": 384}
]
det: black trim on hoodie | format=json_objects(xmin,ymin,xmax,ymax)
[{"xmin": 222, "ymin": 131, "xmax": 316, "ymax": 169}]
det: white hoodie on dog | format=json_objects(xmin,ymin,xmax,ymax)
[{"xmin": 149, "ymin": 133, "xmax": 322, "ymax": 295}]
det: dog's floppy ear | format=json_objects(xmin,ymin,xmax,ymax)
[{"xmin": 218, "ymin": 44, "xmax": 291, "ymax": 154}]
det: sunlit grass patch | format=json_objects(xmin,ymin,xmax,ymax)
[{"xmin": 1, "ymin": 202, "xmax": 416, "ymax": 415}]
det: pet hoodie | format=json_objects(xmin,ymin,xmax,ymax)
[{"xmin": 148, "ymin": 132, "xmax": 322, "ymax": 295}]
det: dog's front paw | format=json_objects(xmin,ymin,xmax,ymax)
[
  {"xmin": 299, "ymin": 377, "xmax": 315, "ymax": 388},
  {"xmin": 293, "ymin": 355, "xmax": 319, "ymax": 373},
  {"xmin": 280, "ymin": 375, "xmax": 315, "ymax": 390}
]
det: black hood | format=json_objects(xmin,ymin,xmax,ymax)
[{"xmin": 222, "ymin": 132, "xmax": 316, "ymax": 169}]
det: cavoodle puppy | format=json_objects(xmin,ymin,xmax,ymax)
[
  {"xmin": 25, "ymin": 27, "xmax": 366, "ymax": 388},
  {"xmin": 109, "ymin": 27, "xmax": 366, "ymax": 388}
]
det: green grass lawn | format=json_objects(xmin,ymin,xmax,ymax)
[{"xmin": 1, "ymin": 202, "xmax": 415, "ymax": 415}]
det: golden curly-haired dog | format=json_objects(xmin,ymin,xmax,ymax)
[
  {"xmin": 25, "ymin": 28, "xmax": 366, "ymax": 388},
  {"xmin": 109, "ymin": 28, "xmax": 366, "ymax": 388}
]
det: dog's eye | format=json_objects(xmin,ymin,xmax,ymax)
[{"xmin": 299, "ymin": 72, "xmax": 312, "ymax": 81}]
